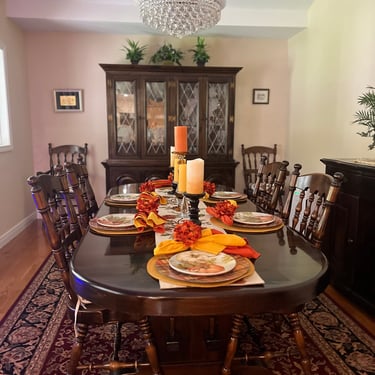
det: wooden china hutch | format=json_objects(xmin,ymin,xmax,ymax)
[{"xmin": 100, "ymin": 64, "xmax": 242, "ymax": 191}]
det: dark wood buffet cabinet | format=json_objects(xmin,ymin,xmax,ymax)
[
  {"xmin": 100, "ymin": 64, "xmax": 242, "ymax": 191},
  {"xmin": 321, "ymin": 158, "xmax": 375, "ymax": 314}
]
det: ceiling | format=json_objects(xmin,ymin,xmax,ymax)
[{"xmin": 5, "ymin": 0, "xmax": 314, "ymax": 39}]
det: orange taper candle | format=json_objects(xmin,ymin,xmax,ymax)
[{"xmin": 174, "ymin": 126, "xmax": 188, "ymax": 153}]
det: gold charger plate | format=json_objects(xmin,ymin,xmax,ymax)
[
  {"xmin": 210, "ymin": 216, "xmax": 284, "ymax": 233},
  {"xmin": 147, "ymin": 254, "xmax": 254, "ymax": 288},
  {"xmin": 104, "ymin": 198, "xmax": 137, "ymax": 207},
  {"xmin": 203, "ymin": 194, "xmax": 248, "ymax": 205},
  {"xmin": 89, "ymin": 219, "xmax": 152, "ymax": 236}
]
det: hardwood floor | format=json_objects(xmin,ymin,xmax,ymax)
[
  {"xmin": 1, "ymin": 219, "xmax": 374, "ymax": 338},
  {"xmin": 0, "ymin": 220, "xmax": 50, "ymax": 320}
]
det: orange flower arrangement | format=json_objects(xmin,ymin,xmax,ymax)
[
  {"xmin": 173, "ymin": 221, "xmax": 202, "ymax": 246},
  {"xmin": 206, "ymin": 200, "xmax": 237, "ymax": 225},
  {"xmin": 136, "ymin": 192, "xmax": 160, "ymax": 214},
  {"xmin": 139, "ymin": 181, "xmax": 155, "ymax": 192},
  {"xmin": 204, "ymin": 181, "xmax": 216, "ymax": 196}
]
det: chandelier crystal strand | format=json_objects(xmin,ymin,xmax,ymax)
[{"xmin": 138, "ymin": 0, "xmax": 226, "ymax": 38}]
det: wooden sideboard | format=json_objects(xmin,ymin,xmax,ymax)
[
  {"xmin": 321, "ymin": 158, "xmax": 375, "ymax": 314},
  {"xmin": 100, "ymin": 64, "xmax": 242, "ymax": 191}
]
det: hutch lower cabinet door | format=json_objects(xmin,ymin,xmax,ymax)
[
  {"xmin": 321, "ymin": 158, "xmax": 375, "ymax": 315},
  {"xmin": 100, "ymin": 64, "xmax": 242, "ymax": 191}
]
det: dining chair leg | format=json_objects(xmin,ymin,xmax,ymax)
[
  {"xmin": 139, "ymin": 317, "xmax": 162, "ymax": 375},
  {"xmin": 222, "ymin": 314, "xmax": 243, "ymax": 375},
  {"xmin": 68, "ymin": 322, "xmax": 88, "ymax": 375},
  {"xmin": 288, "ymin": 312, "xmax": 312, "ymax": 375}
]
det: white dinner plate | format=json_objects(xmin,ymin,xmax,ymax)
[
  {"xmin": 109, "ymin": 193, "xmax": 140, "ymax": 202},
  {"xmin": 211, "ymin": 191, "xmax": 242, "ymax": 200},
  {"xmin": 233, "ymin": 212, "xmax": 275, "ymax": 226},
  {"xmin": 168, "ymin": 250, "xmax": 236, "ymax": 276},
  {"xmin": 96, "ymin": 213, "xmax": 135, "ymax": 228}
]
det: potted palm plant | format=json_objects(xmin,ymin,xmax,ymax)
[
  {"xmin": 150, "ymin": 43, "xmax": 183, "ymax": 66},
  {"xmin": 122, "ymin": 39, "xmax": 147, "ymax": 65},
  {"xmin": 190, "ymin": 36, "xmax": 210, "ymax": 66},
  {"xmin": 353, "ymin": 86, "xmax": 375, "ymax": 149}
]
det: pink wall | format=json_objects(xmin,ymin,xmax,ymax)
[{"xmin": 25, "ymin": 32, "xmax": 289, "ymax": 202}]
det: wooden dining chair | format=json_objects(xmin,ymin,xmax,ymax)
[
  {"xmin": 241, "ymin": 143, "xmax": 277, "ymax": 194},
  {"xmin": 249, "ymin": 155, "xmax": 289, "ymax": 215},
  {"xmin": 282, "ymin": 170, "xmax": 344, "ymax": 249},
  {"xmin": 27, "ymin": 168, "xmax": 161, "ymax": 375},
  {"xmin": 65, "ymin": 158, "xmax": 99, "ymax": 218},
  {"xmin": 48, "ymin": 143, "xmax": 88, "ymax": 174},
  {"xmin": 239, "ymin": 168, "xmax": 344, "ymax": 374}
]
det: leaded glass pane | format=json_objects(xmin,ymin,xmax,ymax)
[
  {"xmin": 178, "ymin": 82, "xmax": 199, "ymax": 154},
  {"xmin": 146, "ymin": 81, "xmax": 166, "ymax": 155},
  {"xmin": 207, "ymin": 83, "xmax": 228, "ymax": 155},
  {"xmin": 115, "ymin": 81, "xmax": 136, "ymax": 156}
]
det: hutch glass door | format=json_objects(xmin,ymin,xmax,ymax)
[{"xmin": 115, "ymin": 81, "xmax": 137, "ymax": 156}]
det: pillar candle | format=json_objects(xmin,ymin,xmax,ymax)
[
  {"xmin": 174, "ymin": 126, "xmax": 188, "ymax": 153},
  {"xmin": 186, "ymin": 158, "xmax": 204, "ymax": 194},
  {"xmin": 178, "ymin": 163, "xmax": 187, "ymax": 193},
  {"xmin": 173, "ymin": 158, "xmax": 180, "ymax": 183},
  {"xmin": 169, "ymin": 146, "xmax": 176, "ymax": 167}
]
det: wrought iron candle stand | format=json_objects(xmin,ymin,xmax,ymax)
[
  {"xmin": 184, "ymin": 192, "xmax": 205, "ymax": 225},
  {"xmin": 170, "ymin": 181, "xmax": 177, "ymax": 195}
]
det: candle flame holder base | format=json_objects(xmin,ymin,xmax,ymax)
[{"xmin": 184, "ymin": 192, "xmax": 205, "ymax": 225}]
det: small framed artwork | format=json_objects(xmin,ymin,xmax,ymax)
[
  {"xmin": 252, "ymin": 88, "xmax": 270, "ymax": 104},
  {"xmin": 54, "ymin": 89, "xmax": 83, "ymax": 112}
]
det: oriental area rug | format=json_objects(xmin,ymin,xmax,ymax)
[{"xmin": 0, "ymin": 256, "xmax": 374, "ymax": 375}]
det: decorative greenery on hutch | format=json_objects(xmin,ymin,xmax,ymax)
[
  {"xmin": 122, "ymin": 40, "xmax": 147, "ymax": 64},
  {"xmin": 190, "ymin": 36, "xmax": 210, "ymax": 66},
  {"xmin": 353, "ymin": 86, "xmax": 375, "ymax": 150},
  {"xmin": 150, "ymin": 43, "xmax": 183, "ymax": 66}
]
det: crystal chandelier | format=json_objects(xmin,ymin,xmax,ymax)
[{"xmin": 138, "ymin": 0, "xmax": 226, "ymax": 38}]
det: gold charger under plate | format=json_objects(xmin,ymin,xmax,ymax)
[
  {"xmin": 147, "ymin": 254, "xmax": 254, "ymax": 288},
  {"xmin": 203, "ymin": 194, "xmax": 248, "ymax": 205},
  {"xmin": 104, "ymin": 198, "xmax": 137, "ymax": 207},
  {"xmin": 210, "ymin": 216, "xmax": 284, "ymax": 234},
  {"xmin": 89, "ymin": 219, "xmax": 152, "ymax": 236}
]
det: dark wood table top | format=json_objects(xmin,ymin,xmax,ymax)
[{"xmin": 70, "ymin": 185, "xmax": 329, "ymax": 318}]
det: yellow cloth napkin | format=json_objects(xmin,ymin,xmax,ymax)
[
  {"xmin": 154, "ymin": 228, "xmax": 246, "ymax": 255},
  {"xmin": 134, "ymin": 211, "xmax": 166, "ymax": 233}
]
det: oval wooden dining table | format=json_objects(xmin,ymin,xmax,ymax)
[{"xmin": 70, "ymin": 185, "xmax": 329, "ymax": 375}]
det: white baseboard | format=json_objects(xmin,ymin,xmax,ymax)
[{"xmin": 0, "ymin": 212, "xmax": 37, "ymax": 249}]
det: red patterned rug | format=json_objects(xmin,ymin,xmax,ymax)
[{"xmin": 0, "ymin": 256, "xmax": 374, "ymax": 375}]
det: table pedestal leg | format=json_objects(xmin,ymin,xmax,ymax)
[
  {"xmin": 139, "ymin": 317, "xmax": 162, "ymax": 375},
  {"xmin": 222, "ymin": 314, "xmax": 243, "ymax": 375}
]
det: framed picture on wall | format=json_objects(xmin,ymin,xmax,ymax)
[
  {"xmin": 54, "ymin": 89, "xmax": 83, "ymax": 112},
  {"xmin": 252, "ymin": 88, "xmax": 270, "ymax": 104}
]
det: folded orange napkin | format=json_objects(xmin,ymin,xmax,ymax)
[
  {"xmin": 135, "ymin": 192, "xmax": 167, "ymax": 233},
  {"xmin": 152, "ymin": 179, "xmax": 172, "ymax": 188},
  {"xmin": 134, "ymin": 211, "xmax": 166, "ymax": 233},
  {"xmin": 140, "ymin": 180, "xmax": 172, "ymax": 192},
  {"xmin": 206, "ymin": 199, "xmax": 238, "ymax": 225},
  {"xmin": 210, "ymin": 228, "xmax": 261, "ymax": 259},
  {"xmin": 154, "ymin": 227, "xmax": 258, "ymax": 257}
]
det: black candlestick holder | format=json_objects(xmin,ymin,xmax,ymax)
[
  {"xmin": 171, "ymin": 181, "xmax": 177, "ymax": 195},
  {"xmin": 184, "ymin": 192, "xmax": 205, "ymax": 225}
]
